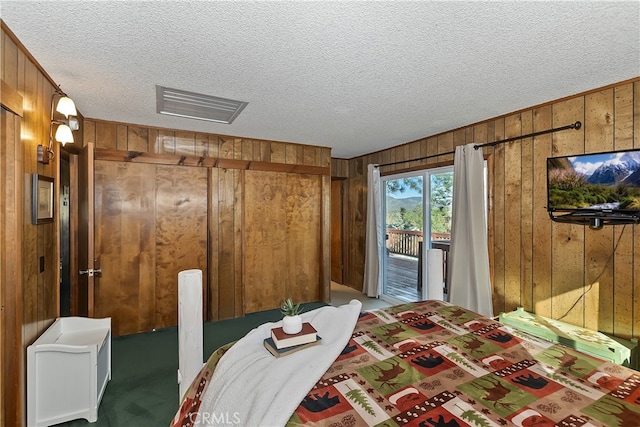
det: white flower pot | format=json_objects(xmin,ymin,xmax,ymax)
[{"xmin": 282, "ymin": 315, "xmax": 302, "ymax": 334}]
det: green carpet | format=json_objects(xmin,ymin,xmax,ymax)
[{"xmin": 56, "ymin": 302, "xmax": 326, "ymax": 427}]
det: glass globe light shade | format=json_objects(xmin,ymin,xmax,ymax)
[
  {"xmin": 55, "ymin": 124, "xmax": 74, "ymax": 145},
  {"xmin": 56, "ymin": 96, "xmax": 77, "ymax": 118}
]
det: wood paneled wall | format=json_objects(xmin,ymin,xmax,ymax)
[
  {"xmin": 92, "ymin": 161, "xmax": 210, "ymax": 336},
  {"xmin": 331, "ymin": 158, "xmax": 349, "ymax": 178},
  {"xmin": 2, "ymin": 22, "xmax": 60, "ymax": 426},
  {"xmin": 84, "ymin": 118, "xmax": 331, "ymax": 322},
  {"xmin": 340, "ymin": 78, "xmax": 640, "ymax": 341}
]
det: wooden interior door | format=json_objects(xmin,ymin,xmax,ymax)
[
  {"xmin": 94, "ymin": 161, "xmax": 156, "ymax": 336},
  {"xmin": 93, "ymin": 161, "xmax": 208, "ymax": 335},
  {"xmin": 330, "ymin": 179, "xmax": 344, "ymax": 283}
]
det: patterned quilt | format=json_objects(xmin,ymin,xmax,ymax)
[{"xmin": 172, "ymin": 300, "xmax": 640, "ymax": 426}]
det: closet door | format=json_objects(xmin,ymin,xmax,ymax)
[
  {"xmin": 244, "ymin": 171, "xmax": 322, "ymax": 313},
  {"xmin": 154, "ymin": 165, "xmax": 208, "ymax": 330},
  {"xmin": 93, "ymin": 161, "xmax": 207, "ymax": 335}
]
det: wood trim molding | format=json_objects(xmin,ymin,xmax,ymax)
[
  {"xmin": 1, "ymin": 106, "xmax": 24, "ymax": 427},
  {"xmin": 0, "ymin": 80, "xmax": 23, "ymax": 117},
  {"xmin": 94, "ymin": 148, "xmax": 331, "ymax": 176}
]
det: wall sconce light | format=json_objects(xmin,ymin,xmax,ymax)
[{"xmin": 38, "ymin": 89, "xmax": 79, "ymax": 164}]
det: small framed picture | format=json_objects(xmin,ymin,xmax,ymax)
[{"xmin": 32, "ymin": 174, "xmax": 54, "ymax": 224}]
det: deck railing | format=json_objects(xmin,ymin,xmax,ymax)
[
  {"xmin": 386, "ymin": 229, "xmax": 422, "ymax": 257},
  {"xmin": 387, "ymin": 229, "xmax": 451, "ymax": 294},
  {"xmin": 386, "ymin": 229, "xmax": 450, "ymax": 257}
]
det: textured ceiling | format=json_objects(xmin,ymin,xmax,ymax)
[{"xmin": 2, "ymin": 1, "xmax": 639, "ymax": 159}]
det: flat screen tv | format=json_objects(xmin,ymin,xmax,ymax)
[{"xmin": 547, "ymin": 148, "xmax": 640, "ymax": 229}]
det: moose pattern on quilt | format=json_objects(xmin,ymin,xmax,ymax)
[{"xmin": 173, "ymin": 300, "xmax": 640, "ymax": 427}]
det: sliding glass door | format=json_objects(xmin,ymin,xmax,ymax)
[{"xmin": 382, "ymin": 166, "xmax": 453, "ymax": 303}]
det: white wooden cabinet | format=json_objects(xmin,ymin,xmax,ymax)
[{"xmin": 27, "ymin": 317, "xmax": 111, "ymax": 426}]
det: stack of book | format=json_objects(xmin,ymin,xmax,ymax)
[{"xmin": 264, "ymin": 322, "xmax": 321, "ymax": 357}]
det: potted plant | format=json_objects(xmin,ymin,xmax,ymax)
[{"xmin": 280, "ymin": 298, "xmax": 303, "ymax": 334}]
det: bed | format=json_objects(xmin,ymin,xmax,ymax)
[{"xmin": 172, "ymin": 300, "xmax": 640, "ymax": 426}]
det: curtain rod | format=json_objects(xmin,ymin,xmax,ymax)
[{"xmin": 376, "ymin": 120, "xmax": 582, "ymax": 168}]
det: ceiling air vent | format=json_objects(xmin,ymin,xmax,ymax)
[{"xmin": 156, "ymin": 85, "xmax": 248, "ymax": 124}]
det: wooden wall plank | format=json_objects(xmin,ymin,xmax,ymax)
[
  {"xmin": 2, "ymin": 33, "xmax": 18, "ymax": 87},
  {"xmin": 303, "ymin": 146, "xmax": 316, "ymax": 167},
  {"xmin": 532, "ymin": 106, "xmax": 553, "ymax": 317},
  {"xmin": 127, "ymin": 126, "xmax": 148, "ymax": 152},
  {"xmin": 321, "ymin": 175, "xmax": 332, "ymax": 300},
  {"xmin": 196, "ymin": 133, "xmax": 209, "ymax": 158},
  {"xmin": 492, "ymin": 118, "xmax": 506, "ymax": 313},
  {"xmin": 217, "ymin": 168, "xmax": 237, "ymax": 319},
  {"xmin": 1, "ymin": 79, "xmax": 23, "ymax": 116},
  {"xmin": 219, "ymin": 136, "xmax": 234, "ymax": 159},
  {"xmin": 584, "ymin": 90, "xmax": 614, "ymax": 332},
  {"xmin": 612, "ymin": 84, "xmax": 635, "ymax": 340},
  {"xmin": 380, "ymin": 147, "xmax": 391, "ymax": 170},
  {"xmin": 258, "ymin": 140, "xmax": 270, "ymax": 162},
  {"xmin": 347, "ymin": 174, "xmax": 366, "ymax": 289},
  {"xmin": 242, "ymin": 139, "xmax": 254, "ymax": 161},
  {"xmin": 615, "ymin": 84, "xmax": 634, "ymax": 149},
  {"xmin": 83, "ymin": 119, "xmax": 96, "ymax": 147},
  {"xmin": 116, "ymin": 124, "xmax": 128, "ymax": 151},
  {"xmin": 408, "ymin": 141, "xmax": 421, "ymax": 169},
  {"xmin": 452, "ymin": 129, "xmax": 465, "ymax": 150},
  {"xmin": 437, "ymin": 132, "xmax": 454, "ymax": 163},
  {"xmin": 42, "ymin": 220, "xmax": 57, "ymax": 326},
  {"xmin": 271, "ymin": 141, "xmax": 286, "ymax": 163},
  {"xmin": 244, "ymin": 170, "xmax": 288, "ymax": 312},
  {"xmin": 286, "ymin": 174, "xmax": 322, "ymax": 303},
  {"xmin": 520, "ymin": 111, "xmax": 534, "ymax": 312},
  {"xmin": 156, "ymin": 129, "xmax": 175, "ymax": 154},
  {"xmin": 233, "ymin": 169, "xmax": 243, "ymax": 316},
  {"xmin": 233, "ymin": 138, "xmax": 243, "ymax": 160},
  {"xmin": 155, "ymin": 165, "xmax": 208, "ymax": 329},
  {"xmin": 208, "ymin": 167, "xmax": 219, "ymax": 321},
  {"xmin": 175, "ymin": 131, "xmax": 196, "ymax": 156},
  {"xmin": 285, "ymin": 144, "xmax": 298, "ymax": 165},
  {"xmin": 331, "ymin": 158, "xmax": 349, "ymax": 178},
  {"xmin": 550, "ymin": 97, "xmax": 585, "ymax": 326},
  {"xmin": 95, "ymin": 121, "xmax": 117, "ymax": 149},
  {"xmin": 22, "ymin": 60, "xmax": 39, "ymax": 348},
  {"xmin": 207, "ymin": 136, "xmax": 220, "ymax": 159},
  {"xmin": 320, "ymin": 146, "xmax": 331, "ymax": 168},
  {"xmin": 504, "ymin": 114, "xmax": 522, "ymax": 312}
]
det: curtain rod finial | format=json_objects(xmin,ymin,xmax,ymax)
[{"xmin": 573, "ymin": 121, "xmax": 582, "ymax": 130}]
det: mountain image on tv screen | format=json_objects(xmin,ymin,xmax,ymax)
[{"xmin": 547, "ymin": 148, "xmax": 640, "ymax": 212}]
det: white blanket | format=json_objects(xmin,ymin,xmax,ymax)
[{"xmin": 195, "ymin": 300, "xmax": 362, "ymax": 427}]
